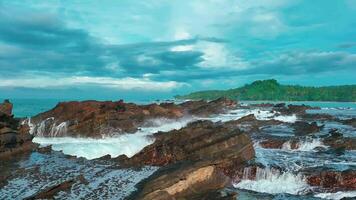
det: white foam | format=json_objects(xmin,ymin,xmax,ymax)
[
  {"xmin": 273, "ymin": 114, "xmax": 297, "ymax": 123},
  {"xmin": 315, "ymin": 191, "xmax": 356, "ymax": 200},
  {"xmin": 281, "ymin": 138, "xmax": 327, "ymax": 151},
  {"xmin": 206, "ymin": 109, "xmax": 297, "ymax": 123},
  {"xmin": 33, "ymin": 118, "xmax": 193, "ymax": 160},
  {"xmin": 234, "ymin": 167, "xmax": 309, "ymax": 195}
]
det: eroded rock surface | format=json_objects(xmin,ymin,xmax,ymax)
[
  {"xmin": 29, "ymin": 98, "xmax": 237, "ymax": 137},
  {"xmin": 0, "ymin": 100, "xmax": 35, "ymax": 159},
  {"xmin": 121, "ymin": 120, "xmax": 255, "ymax": 200}
]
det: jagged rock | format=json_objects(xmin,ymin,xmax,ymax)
[
  {"xmin": 338, "ymin": 118, "xmax": 356, "ymax": 128},
  {"xmin": 121, "ymin": 120, "xmax": 254, "ymax": 200},
  {"xmin": 275, "ymin": 104, "xmax": 320, "ymax": 115},
  {"xmin": 0, "ymin": 100, "xmax": 35, "ymax": 159},
  {"xmin": 307, "ymin": 170, "xmax": 356, "ymax": 191},
  {"xmin": 183, "ymin": 97, "xmax": 237, "ymax": 117},
  {"xmin": 30, "ymin": 98, "xmax": 237, "ymax": 137},
  {"xmin": 323, "ymin": 129, "xmax": 356, "ymax": 150},
  {"xmin": 301, "ymin": 113, "xmax": 335, "ymax": 121},
  {"xmin": 292, "ymin": 121, "xmax": 323, "ymax": 135},
  {"xmin": 0, "ymin": 99, "xmax": 13, "ymax": 116},
  {"xmin": 225, "ymin": 114, "xmax": 283, "ymax": 132},
  {"xmin": 128, "ymin": 161, "xmax": 231, "ymax": 200},
  {"xmin": 118, "ymin": 120, "xmax": 254, "ymax": 167}
]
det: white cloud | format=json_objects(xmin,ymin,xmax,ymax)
[
  {"xmin": 0, "ymin": 76, "xmax": 185, "ymax": 91},
  {"xmin": 170, "ymin": 45, "xmax": 194, "ymax": 52}
]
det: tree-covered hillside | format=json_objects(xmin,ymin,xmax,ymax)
[{"xmin": 176, "ymin": 79, "xmax": 356, "ymax": 102}]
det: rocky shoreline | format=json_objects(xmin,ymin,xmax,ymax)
[{"xmin": 0, "ymin": 98, "xmax": 355, "ymax": 199}]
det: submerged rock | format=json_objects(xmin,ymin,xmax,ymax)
[
  {"xmin": 274, "ymin": 104, "xmax": 320, "ymax": 115},
  {"xmin": 292, "ymin": 121, "xmax": 324, "ymax": 136},
  {"xmin": 323, "ymin": 129, "xmax": 356, "ymax": 150}
]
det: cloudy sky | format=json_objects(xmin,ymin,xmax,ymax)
[{"xmin": 0, "ymin": 0, "xmax": 355, "ymax": 100}]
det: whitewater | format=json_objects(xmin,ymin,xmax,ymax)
[{"xmin": 11, "ymin": 102, "xmax": 356, "ymax": 200}]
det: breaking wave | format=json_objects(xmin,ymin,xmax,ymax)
[
  {"xmin": 234, "ymin": 167, "xmax": 309, "ymax": 195},
  {"xmin": 33, "ymin": 118, "xmax": 193, "ymax": 160},
  {"xmin": 282, "ymin": 138, "xmax": 327, "ymax": 151},
  {"xmin": 315, "ymin": 191, "xmax": 356, "ymax": 200}
]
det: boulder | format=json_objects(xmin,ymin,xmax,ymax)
[{"xmin": 128, "ymin": 162, "xmax": 231, "ymax": 200}]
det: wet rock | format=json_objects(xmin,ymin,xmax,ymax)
[
  {"xmin": 181, "ymin": 97, "xmax": 237, "ymax": 117},
  {"xmin": 0, "ymin": 100, "xmax": 35, "ymax": 159},
  {"xmin": 118, "ymin": 120, "xmax": 254, "ymax": 167},
  {"xmin": 306, "ymin": 170, "xmax": 356, "ymax": 191},
  {"xmin": 338, "ymin": 118, "xmax": 356, "ymax": 128},
  {"xmin": 301, "ymin": 113, "xmax": 335, "ymax": 122},
  {"xmin": 323, "ymin": 129, "xmax": 356, "ymax": 150},
  {"xmin": 122, "ymin": 120, "xmax": 254, "ymax": 200},
  {"xmin": 224, "ymin": 114, "xmax": 283, "ymax": 132},
  {"xmin": 30, "ymin": 98, "xmax": 237, "ymax": 137},
  {"xmin": 128, "ymin": 161, "xmax": 231, "ymax": 200},
  {"xmin": 275, "ymin": 104, "xmax": 320, "ymax": 115},
  {"xmin": 24, "ymin": 175, "xmax": 87, "ymax": 200},
  {"xmin": 292, "ymin": 121, "xmax": 324, "ymax": 135},
  {"xmin": 0, "ymin": 99, "xmax": 13, "ymax": 116}
]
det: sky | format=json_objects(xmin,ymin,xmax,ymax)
[{"xmin": 0, "ymin": 0, "xmax": 355, "ymax": 100}]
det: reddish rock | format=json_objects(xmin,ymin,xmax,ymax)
[
  {"xmin": 30, "ymin": 98, "xmax": 237, "ymax": 137},
  {"xmin": 0, "ymin": 99, "xmax": 13, "ymax": 116},
  {"xmin": 0, "ymin": 100, "xmax": 35, "ymax": 159},
  {"xmin": 124, "ymin": 120, "xmax": 254, "ymax": 200},
  {"xmin": 323, "ymin": 129, "xmax": 356, "ymax": 150},
  {"xmin": 307, "ymin": 170, "xmax": 356, "ymax": 191},
  {"xmin": 118, "ymin": 120, "xmax": 254, "ymax": 168}
]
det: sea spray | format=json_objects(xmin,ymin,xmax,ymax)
[
  {"xmin": 314, "ymin": 191, "xmax": 356, "ymax": 200},
  {"xmin": 234, "ymin": 167, "xmax": 309, "ymax": 195},
  {"xmin": 281, "ymin": 138, "xmax": 327, "ymax": 151},
  {"xmin": 33, "ymin": 117, "xmax": 194, "ymax": 159}
]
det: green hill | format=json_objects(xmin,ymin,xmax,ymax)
[{"xmin": 176, "ymin": 79, "xmax": 356, "ymax": 102}]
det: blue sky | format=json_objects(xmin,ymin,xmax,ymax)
[{"xmin": 0, "ymin": 0, "xmax": 355, "ymax": 100}]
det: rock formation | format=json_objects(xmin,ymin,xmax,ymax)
[
  {"xmin": 29, "ymin": 98, "xmax": 237, "ymax": 137},
  {"xmin": 0, "ymin": 100, "xmax": 35, "ymax": 159},
  {"xmin": 121, "ymin": 120, "xmax": 255, "ymax": 200}
]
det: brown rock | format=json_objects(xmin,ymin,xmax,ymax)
[
  {"xmin": 0, "ymin": 99, "xmax": 13, "ymax": 116},
  {"xmin": 0, "ymin": 100, "xmax": 35, "ymax": 159},
  {"xmin": 292, "ymin": 121, "xmax": 323, "ymax": 136},
  {"xmin": 30, "ymin": 98, "xmax": 237, "ymax": 137},
  {"xmin": 307, "ymin": 170, "xmax": 356, "ymax": 191},
  {"xmin": 129, "ymin": 162, "xmax": 232, "ymax": 200},
  {"xmin": 119, "ymin": 120, "xmax": 254, "ymax": 168}
]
